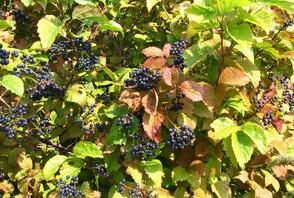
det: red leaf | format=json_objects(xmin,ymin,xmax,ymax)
[
  {"xmin": 218, "ymin": 67, "xmax": 250, "ymax": 86},
  {"xmin": 142, "ymin": 91, "xmax": 158, "ymax": 115},
  {"xmin": 119, "ymin": 90, "xmax": 141, "ymax": 110},
  {"xmin": 272, "ymin": 117, "xmax": 283, "ymax": 133},
  {"xmin": 272, "ymin": 165, "xmax": 288, "ymax": 180},
  {"xmin": 141, "ymin": 57, "xmax": 166, "ymax": 69},
  {"xmin": 162, "ymin": 67, "xmax": 179, "ymax": 86},
  {"xmin": 179, "ymin": 81, "xmax": 203, "ymax": 102},
  {"xmin": 163, "ymin": 43, "xmax": 172, "ymax": 58},
  {"xmin": 143, "ymin": 112, "xmax": 164, "ymax": 143},
  {"xmin": 142, "ymin": 46, "xmax": 163, "ymax": 57}
]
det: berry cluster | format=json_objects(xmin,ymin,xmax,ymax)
[
  {"xmin": 284, "ymin": 19, "xmax": 293, "ymax": 27},
  {"xmin": 0, "ymin": 104, "xmax": 28, "ymax": 138},
  {"xmin": 167, "ymin": 126, "xmax": 195, "ymax": 150},
  {"xmin": 96, "ymin": 93, "xmax": 111, "ymax": 104},
  {"xmin": 48, "ymin": 38, "xmax": 98, "ymax": 71},
  {"xmin": 14, "ymin": 57, "xmax": 66, "ymax": 101},
  {"xmin": 0, "ymin": 44, "xmax": 10, "ymax": 65},
  {"xmin": 93, "ymin": 163, "xmax": 113, "ymax": 179},
  {"xmin": 55, "ymin": 176, "xmax": 84, "ymax": 198},
  {"xmin": 75, "ymin": 104, "xmax": 98, "ymax": 134},
  {"xmin": 117, "ymin": 179, "xmax": 158, "ymax": 198},
  {"xmin": 11, "ymin": 9, "xmax": 29, "ymax": 26},
  {"xmin": 262, "ymin": 109, "xmax": 274, "ymax": 126},
  {"xmin": 170, "ymin": 40, "xmax": 187, "ymax": 70},
  {"xmin": 250, "ymin": 75, "xmax": 294, "ymax": 126},
  {"xmin": 169, "ymin": 92, "xmax": 186, "ymax": 112},
  {"xmin": 116, "ymin": 114, "xmax": 134, "ymax": 129},
  {"xmin": 124, "ymin": 68, "xmax": 161, "ymax": 91},
  {"xmin": 130, "ymin": 139, "xmax": 157, "ymax": 160}
]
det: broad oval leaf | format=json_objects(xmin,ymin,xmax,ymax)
[
  {"xmin": 73, "ymin": 141, "xmax": 103, "ymax": 159},
  {"xmin": 142, "ymin": 112, "xmax": 164, "ymax": 143},
  {"xmin": 141, "ymin": 57, "xmax": 166, "ymax": 69},
  {"xmin": 231, "ymin": 131, "xmax": 254, "ymax": 169},
  {"xmin": 142, "ymin": 91, "xmax": 158, "ymax": 115},
  {"xmin": 227, "ymin": 23, "xmax": 253, "ymax": 47},
  {"xmin": 142, "ymin": 46, "xmax": 163, "ymax": 57},
  {"xmin": 0, "ymin": 75, "xmax": 24, "ymax": 97},
  {"xmin": 72, "ymin": 5, "xmax": 102, "ymax": 20},
  {"xmin": 146, "ymin": 0, "xmax": 161, "ymax": 12},
  {"xmin": 43, "ymin": 155, "xmax": 68, "ymax": 181},
  {"xmin": 141, "ymin": 159, "xmax": 163, "ymax": 188},
  {"xmin": 162, "ymin": 67, "xmax": 179, "ymax": 86},
  {"xmin": 120, "ymin": 90, "xmax": 141, "ymax": 110},
  {"xmin": 179, "ymin": 81, "xmax": 203, "ymax": 102},
  {"xmin": 218, "ymin": 67, "xmax": 250, "ymax": 86},
  {"xmin": 65, "ymin": 84, "xmax": 87, "ymax": 106},
  {"xmin": 210, "ymin": 117, "xmax": 239, "ymax": 140},
  {"xmin": 37, "ymin": 15, "xmax": 62, "ymax": 49},
  {"xmin": 241, "ymin": 122, "xmax": 267, "ymax": 154}
]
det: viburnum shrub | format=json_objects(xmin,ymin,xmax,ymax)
[{"xmin": 0, "ymin": 0, "xmax": 294, "ymax": 197}]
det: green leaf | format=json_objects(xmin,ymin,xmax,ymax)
[
  {"xmin": 21, "ymin": 0, "xmax": 33, "ymax": 6},
  {"xmin": 240, "ymin": 9, "xmax": 274, "ymax": 34},
  {"xmin": 261, "ymin": 169, "xmax": 280, "ymax": 192},
  {"xmin": 211, "ymin": 180, "xmax": 232, "ymax": 198},
  {"xmin": 73, "ymin": 141, "xmax": 103, "ymax": 159},
  {"xmin": 59, "ymin": 158, "xmax": 84, "ymax": 179},
  {"xmin": 126, "ymin": 165, "xmax": 143, "ymax": 185},
  {"xmin": 74, "ymin": 0, "xmax": 96, "ymax": 5},
  {"xmin": 223, "ymin": 136, "xmax": 238, "ymax": 167},
  {"xmin": 185, "ymin": 4, "xmax": 216, "ymax": 20},
  {"xmin": 104, "ymin": 122, "xmax": 126, "ymax": 145},
  {"xmin": 183, "ymin": 44, "xmax": 214, "ymax": 68},
  {"xmin": 141, "ymin": 159, "xmax": 163, "ymax": 188},
  {"xmin": 227, "ymin": 23, "xmax": 253, "ymax": 46},
  {"xmin": 146, "ymin": 0, "xmax": 160, "ymax": 12},
  {"xmin": 222, "ymin": 0, "xmax": 256, "ymax": 12},
  {"xmin": 235, "ymin": 59, "xmax": 260, "ymax": 88},
  {"xmin": 231, "ymin": 131, "xmax": 254, "ymax": 169},
  {"xmin": 235, "ymin": 44, "xmax": 254, "ymax": 63},
  {"xmin": 241, "ymin": 122, "xmax": 267, "ymax": 154},
  {"xmin": 0, "ymin": 19, "xmax": 13, "ymax": 30},
  {"xmin": 222, "ymin": 97, "xmax": 249, "ymax": 116},
  {"xmin": 227, "ymin": 23, "xmax": 253, "ymax": 61},
  {"xmin": 0, "ymin": 75, "xmax": 24, "ymax": 97},
  {"xmin": 210, "ymin": 117, "xmax": 239, "ymax": 140},
  {"xmin": 177, "ymin": 113, "xmax": 197, "ymax": 130},
  {"xmin": 43, "ymin": 155, "xmax": 68, "ymax": 181},
  {"xmin": 65, "ymin": 84, "xmax": 87, "ymax": 106},
  {"xmin": 172, "ymin": 166, "xmax": 189, "ymax": 183},
  {"xmin": 104, "ymin": 104, "xmax": 128, "ymax": 118},
  {"xmin": 260, "ymin": 0, "xmax": 294, "ymax": 14},
  {"xmin": 72, "ymin": 5, "xmax": 102, "ymax": 20},
  {"xmin": 84, "ymin": 16, "xmax": 123, "ymax": 36},
  {"xmin": 37, "ymin": 15, "xmax": 62, "ymax": 49}
]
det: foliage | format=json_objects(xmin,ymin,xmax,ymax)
[{"xmin": 0, "ymin": 0, "xmax": 294, "ymax": 197}]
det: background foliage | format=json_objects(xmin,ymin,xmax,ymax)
[{"xmin": 0, "ymin": 0, "xmax": 294, "ymax": 197}]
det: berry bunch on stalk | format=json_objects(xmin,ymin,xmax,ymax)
[
  {"xmin": 124, "ymin": 68, "xmax": 161, "ymax": 91},
  {"xmin": 170, "ymin": 40, "xmax": 188, "ymax": 70},
  {"xmin": 167, "ymin": 125, "xmax": 195, "ymax": 150},
  {"xmin": 117, "ymin": 179, "xmax": 158, "ymax": 198},
  {"xmin": 250, "ymin": 74, "xmax": 294, "ymax": 128},
  {"xmin": 48, "ymin": 38, "xmax": 98, "ymax": 71}
]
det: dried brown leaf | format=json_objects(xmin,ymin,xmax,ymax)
[
  {"xmin": 143, "ymin": 112, "xmax": 164, "ymax": 143},
  {"xmin": 142, "ymin": 91, "xmax": 158, "ymax": 115},
  {"xmin": 218, "ymin": 67, "xmax": 250, "ymax": 86},
  {"xmin": 162, "ymin": 67, "xmax": 178, "ymax": 86},
  {"xmin": 142, "ymin": 46, "xmax": 163, "ymax": 57},
  {"xmin": 141, "ymin": 57, "xmax": 166, "ymax": 69},
  {"xmin": 120, "ymin": 90, "xmax": 141, "ymax": 110}
]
